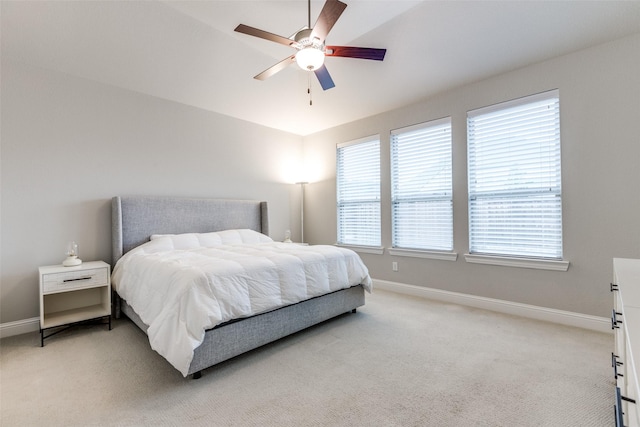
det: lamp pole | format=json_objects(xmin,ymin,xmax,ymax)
[{"xmin": 296, "ymin": 182, "xmax": 308, "ymax": 243}]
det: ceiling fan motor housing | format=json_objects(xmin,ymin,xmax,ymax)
[{"xmin": 294, "ymin": 28, "xmax": 324, "ymax": 50}]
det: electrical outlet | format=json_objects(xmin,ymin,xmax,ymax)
[{"xmin": 392, "ymin": 261, "xmax": 398, "ymax": 272}]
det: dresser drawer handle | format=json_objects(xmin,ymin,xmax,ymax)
[
  {"xmin": 616, "ymin": 386, "xmax": 625, "ymax": 427},
  {"xmin": 615, "ymin": 388, "xmax": 635, "ymax": 427},
  {"xmin": 612, "ymin": 310, "xmax": 623, "ymax": 329},
  {"xmin": 612, "ymin": 353, "xmax": 624, "ymax": 379},
  {"xmin": 62, "ymin": 276, "xmax": 92, "ymax": 283}
]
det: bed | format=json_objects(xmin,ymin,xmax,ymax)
[{"xmin": 111, "ymin": 195, "xmax": 371, "ymax": 379}]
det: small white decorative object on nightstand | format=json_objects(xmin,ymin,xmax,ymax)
[
  {"xmin": 62, "ymin": 241, "xmax": 82, "ymax": 267},
  {"xmin": 39, "ymin": 260, "xmax": 111, "ymax": 346}
]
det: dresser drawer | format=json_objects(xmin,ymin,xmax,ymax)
[{"xmin": 42, "ymin": 267, "xmax": 109, "ymax": 294}]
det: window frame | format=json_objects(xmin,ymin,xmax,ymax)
[
  {"xmin": 389, "ymin": 117, "xmax": 456, "ymax": 259},
  {"xmin": 466, "ymin": 90, "xmax": 568, "ymax": 271},
  {"xmin": 336, "ymin": 135, "xmax": 382, "ymax": 252}
]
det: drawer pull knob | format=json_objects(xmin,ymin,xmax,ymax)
[{"xmin": 62, "ymin": 276, "xmax": 92, "ymax": 283}]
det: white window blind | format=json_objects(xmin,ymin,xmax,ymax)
[
  {"xmin": 467, "ymin": 90, "xmax": 562, "ymax": 259},
  {"xmin": 391, "ymin": 118, "xmax": 453, "ymax": 251},
  {"xmin": 336, "ymin": 137, "xmax": 381, "ymax": 246}
]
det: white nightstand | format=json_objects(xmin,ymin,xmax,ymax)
[{"xmin": 38, "ymin": 260, "xmax": 111, "ymax": 346}]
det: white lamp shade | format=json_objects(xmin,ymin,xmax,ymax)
[{"xmin": 295, "ymin": 47, "xmax": 325, "ymax": 71}]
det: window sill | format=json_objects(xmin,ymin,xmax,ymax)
[
  {"xmin": 335, "ymin": 244, "xmax": 385, "ymax": 255},
  {"xmin": 388, "ymin": 248, "xmax": 458, "ymax": 261},
  {"xmin": 464, "ymin": 254, "xmax": 569, "ymax": 271}
]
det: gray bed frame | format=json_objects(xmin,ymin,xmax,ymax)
[{"xmin": 111, "ymin": 196, "xmax": 365, "ymax": 378}]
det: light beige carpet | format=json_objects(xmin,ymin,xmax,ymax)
[{"xmin": 0, "ymin": 289, "xmax": 613, "ymax": 426}]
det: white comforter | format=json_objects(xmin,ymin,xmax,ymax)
[{"xmin": 111, "ymin": 229, "xmax": 372, "ymax": 376}]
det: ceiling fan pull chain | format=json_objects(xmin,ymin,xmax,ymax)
[{"xmin": 308, "ymin": 72, "xmax": 313, "ymax": 106}]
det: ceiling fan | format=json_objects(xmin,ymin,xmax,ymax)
[{"xmin": 234, "ymin": 0, "xmax": 386, "ymax": 91}]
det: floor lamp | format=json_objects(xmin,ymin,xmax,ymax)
[{"xmin": 296, "ymin": 181, "xmax": 308, "ymax": 243}]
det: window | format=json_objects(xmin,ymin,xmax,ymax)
[
  {"xmin": 336, "ymin": 137, "xmax": 381, "ymax": 247},
  {"xmin": 391, "ymin": 118, "xmax": 453, "ymax": 251},
  {"xmin": 467, "ymin": 90, "xmax": 562, "ymax": 260}
]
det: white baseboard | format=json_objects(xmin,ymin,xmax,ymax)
[
  {"xmin": 0, "ymin": 317, "xmax": 39, "ymax": 339},
  {"xmin": 1, "ymin": 282, "xmax": 610, "ymax": 338},
  {"xmin": 373, "ymin": 279, "xmax": 611, "ymax": 334}
]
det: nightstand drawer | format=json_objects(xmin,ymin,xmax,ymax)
[{"xmin": 42, "ymin": 267, "xmax": 108, "ymax": 294}]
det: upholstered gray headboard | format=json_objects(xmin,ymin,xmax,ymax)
[{"xmin": 111, "ymin": 196, "xmax": 269, "ymax": 263}]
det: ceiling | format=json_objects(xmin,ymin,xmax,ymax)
[{"xmin": 3, "ymin": 1, "xmax": 640, "ymax": 136}]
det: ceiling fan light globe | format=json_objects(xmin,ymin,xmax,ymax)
[{"xmin": 295, "ymin": 47, "xmax": 325, "ymax": 71}]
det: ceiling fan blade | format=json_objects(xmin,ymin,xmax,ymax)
[
  {"xmin": 325, "ymin": 46, "xmax": 386, "ymax": 61},
  {"xmin": 235, "ymin": 24, "xmax": 295, "ymax": 47},
  {"xmin": 314, "ymin": 65, "xmax": 336, "ymax": 90},
  {"xmin": 254, "ymin": 55, "xmax": 296, "ymax": 81},
  {"xmin": 310, "ymin": 0, "xmax": 347, "ymax": 43}
]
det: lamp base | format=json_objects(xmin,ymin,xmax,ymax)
[{"xmin": 62, "ymin": 256, "xmax": 82, "ymax": 267}]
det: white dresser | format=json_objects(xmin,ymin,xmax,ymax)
[{"xmin": 612, "ymin": 258, "xmax": 640, "ymax": 426}]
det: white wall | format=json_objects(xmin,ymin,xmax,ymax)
[
  {"xmin": 0, "ymin": 60, "xmax": 303, "ymax": 324},
  {"xmin": 2, "ymin": 34, "xmax": 638, "ymax": 327},
  {"xmin": 302, "ymin": 34, "xmax": 640, "ymax": 318}
]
